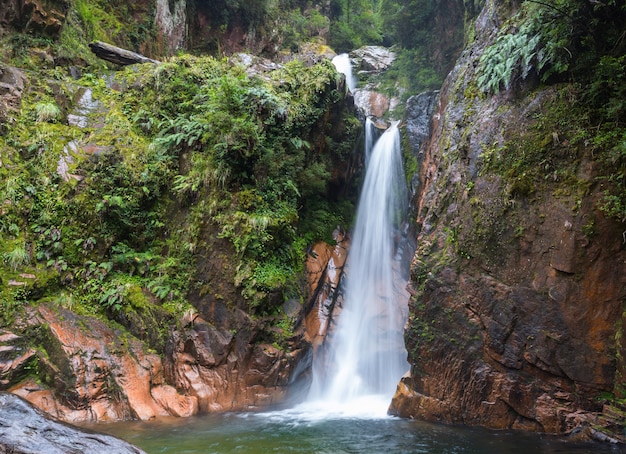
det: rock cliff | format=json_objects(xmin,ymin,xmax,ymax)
[{"xmin": 391, "ymin": 0, "xmax": 626, "ymax": 442}]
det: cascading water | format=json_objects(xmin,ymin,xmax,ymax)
[
  {"xmin": 364, "ymin": 117, "xmax": 378, "ymax": 165},
  {"xmin": 306, "ymin": 121, "xmax": 410, "ymax": 415},
  {"xmin": 331, "ymin": 53, "xmax": 358, "ymax": 93}
]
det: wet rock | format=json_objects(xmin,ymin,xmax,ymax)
[
  {"xmin": 391, "ymin": 0, "xmax": 626, "ymax": 441},
  {"xmin": 304, "ymin": 227, "xmax": 349, "ymax": 346},
  {"xmin": 67, "ymin": 87, "xmax": 105, "ymax": 128},
  {"xmin": 4, "ymin": 305, "xmax": 195, "ymax": 422},
  {"xmin": 150, "ymin": 385, "xmax": 198, "ymax": 417},
  {"xmin": 405, "ymin": 91, "xmax": 439, "ymax": 198},
  {"xmin": 405, "ymin": 92, "xmax": 439, "ymax": 157},
  {"xmin": 164, "ymin": 313, "xmax": 307, "ymax": 412},
  {"xmin": 348, "ymin": 46, "xmax": 398, "ymax": 121},
  {"xmin": 0, "ymin": 392, "xmax": 145, "ymax": 454},
  {"xmin": 351, "ymin": 46, "xmax": 396, "ymax": 74},
  {"xmin": 352, "ymin": 90, "xmax": 390, "ymax": 119},
  {"xmin": 305, "ymin": 242, "xmax": 333, "ymax": 299}
]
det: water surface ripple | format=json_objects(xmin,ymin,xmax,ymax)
[{"xmin": 91, "ymin": 408, "xmax": 623, "ymax": 454}]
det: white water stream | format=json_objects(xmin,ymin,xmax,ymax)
[
  {"xmin": 331, "ymin": 53, "xmax": 358, "ymax": 93},
  {"xmin": 305, "ymin": 120, "xmax": 410, "ymax": 416},
  {"xmin": 364, "ymin": 117, "xmax": 378, "ymax": 165}
]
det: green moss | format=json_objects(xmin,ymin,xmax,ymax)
[{"xmin": 0, "ymin": 44, "xmax": 357, "ymax": 324}]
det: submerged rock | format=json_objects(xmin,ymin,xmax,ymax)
[{"xmin": 0, "ymin": 392, "xmax": 145, "ymax": 454}]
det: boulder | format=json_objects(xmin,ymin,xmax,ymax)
[
  {"xmin": 0, "ymin": 64, "xmax": 26, "ymax": 133},
  {"xmin": 0, "ymin": 392, "xmax": 145, "ymax": 454},
  {"xmin": 351, "ymin": 46, "xmax": 396, "ymax": 74},
  {"xmin": 348, "ymin": 46, "xmax": 398, "ymax": 121},
  {"xmin": 352, "ymin": 90, "xmax": 390, "ymax": 119}
]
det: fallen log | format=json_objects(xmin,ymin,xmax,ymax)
[{"xmin": 88, "ymin": 41, "xmax": 160, "ymax": 66}]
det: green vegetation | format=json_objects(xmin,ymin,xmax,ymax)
[
  {"xmin": 477, "ymin": 1, "xmax": 571, "ymax": 93},
  {"xmin": 475, "ymin": 0, "xmax": 626, "ymax": 224},
  {"xmin": 0, "ymin": 0, "xmax": 361, "ymax": 367},
  {"xmin": 0, "ymin": 46, "xmax": 356, "ymax": 330},
  {"xmin": 326, "ymin": 0, "xmax": 383, "ymax": 52}
]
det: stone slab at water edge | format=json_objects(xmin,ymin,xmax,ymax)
[{"xmin": 0, "ymin": 392, "xmax": 145, "ymax": 454}]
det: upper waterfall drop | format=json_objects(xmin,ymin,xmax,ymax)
[
  {"xmin": 364, "ymin": 117, "xmax": 378, "ymax": 166},
  {"xmin": 332, "ymin": 53, "xmax": 358, "ymax": 93},
  {"xmin": 306, "ymin": 121, "xmax": 410, "ymax": 414}
]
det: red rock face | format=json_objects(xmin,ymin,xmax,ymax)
[
  {"xmin": 1, "ymin": 301, "xmax": 309, "ymax": 420},
  {"xmin": 0, "ymin": 0, "xmax": 67, "ymax": 37},
  {"xmin": 4, "ymin": 305, "xmax": 197, "ymax": 422},
  {"xmin": 163, "ymin": 314, "xmax": 308, "ymax": 412},
  {"xmin": 304, "ymin": 228, "xmax": 349, "ymax": 348},
  {"xmin": 390, "ymin": 0, "xmax": 626, "ymax": 442}
]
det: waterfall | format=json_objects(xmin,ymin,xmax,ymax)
[
  {"xmin": 331, "ymin": 53, "xmax": 357, "ymax": 93},
  {"xmin": 307, "ymin": 121, "xmax": 409, "ymax": 413},
  {"xmin": 364, "ymin": 117, "xmax": 378, "ymax": 165}
]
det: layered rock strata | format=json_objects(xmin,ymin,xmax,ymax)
[
  {"xmin": 304, "ymin": 227, "xmax": 349, "ymax": 349},
  {"xmin": 390, "ymin": 0, "xmax": 626, "ymax": 442}
]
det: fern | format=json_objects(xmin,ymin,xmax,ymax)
[{"xmin": 477, "ymin": 1, "xmax": 571, "ymax": 94}]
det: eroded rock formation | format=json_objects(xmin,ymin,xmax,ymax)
[
  {"xmin": 3, "ymin": 305, "xmax": 197, "ymax": 422},
  {"xmin": 0, "ymin": 300, "xmax": 313, "ymax": 420},
  {"xmin": 390, "ymin": 0, "xmax": 626, "ymax": 442},
  {"xmin": 304, "ymin": 226, "xmax": 350, "ymax": 348},
  {"xmin": 350, "ymin": 46, "xmax": 397, "ymax": 121},
  {"xmin": 0, "ymin": 0, "xmax": 68, "ymax": 37},
  {"xmin": 164, "ymin": 310, "xmax": 310, "ymax": 412}
]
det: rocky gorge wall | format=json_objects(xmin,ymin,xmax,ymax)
[
  {"xmin": 390, "ymin": 0, "xmax": 626, "ymax": 442},
  {"xmin": 3, "ymin": 0, "xmax": 624, "ymax": 445}
]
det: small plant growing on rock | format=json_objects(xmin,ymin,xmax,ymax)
[
  {"xmin": 3, "ymin": 243, "xmax": 30, "ymax": 271},
  {"xmin": 34, "ymin": 102, "xmax": 61, "ymax": 123}
]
